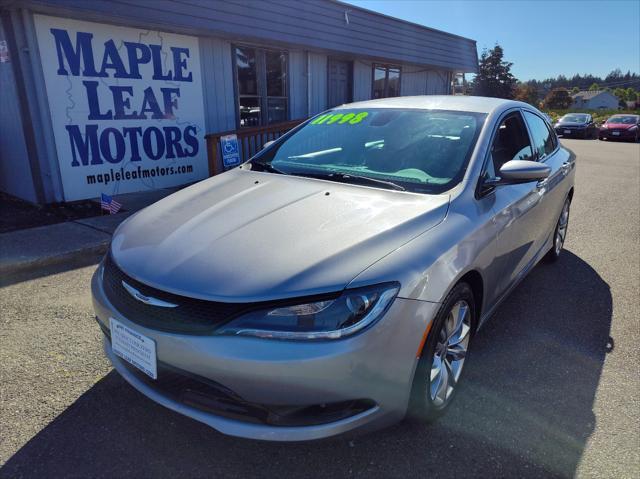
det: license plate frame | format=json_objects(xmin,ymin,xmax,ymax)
[
  {"xmin": 612, "ymin": 131, "xmax": 620, "ymax": 136},
  {"xmin": 110, "ymin": 317, "xmax": 157, "ymax": 379},
  {"xmin": 564, "ymin": 129, "xmax": 571, "ymax": 135}
]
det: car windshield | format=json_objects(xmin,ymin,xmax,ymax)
[
  {"xmin": 249, "ymin": 108, "xmax": 486, "ymax": 194},
  {"xmin": 561, "ymin": 114, "xmax": 589, "ymax": 123},
  {"xmin": 606, "ymin": 116, "xmax": 637, "ymax": 124}
]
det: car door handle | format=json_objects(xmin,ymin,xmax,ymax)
[
  {"xmin": 536, "ymin": 178, "xmax": 549, "ymax": 189},
  {"xmin": 561, "ymin": 162, "xmax": 571, "ymax": 173}
]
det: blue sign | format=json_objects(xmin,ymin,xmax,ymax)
[{"xmin": 221, "ymin": 134, "xmax": 240, "ymax": 168}]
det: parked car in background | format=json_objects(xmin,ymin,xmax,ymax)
[
  {"xmin": 599, "ymin": 114, "xmax": 640, "ymax": 142},
  {"xmin": 92, "ymin": 96, "xmax": 576, "ymax": 441},
  {"xmin": 554, "ymin": 113, "xmax": 597, "ymax": 139}
]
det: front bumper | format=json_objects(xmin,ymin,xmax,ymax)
[
  {"xmin": 599, "ymin": 128, "xmax": 636, "ymax": 139},
  {"xmin": 555, "ymin": 126, "xmax": 587, "ymax": 137},
  {"xmin": 91, "ymin": 267, "xmax": 438, "ymax": 441}
]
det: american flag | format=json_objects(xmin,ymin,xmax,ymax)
[{"xmin": 101, "ymin": 193, "xmax": 122, "ymax": 214}]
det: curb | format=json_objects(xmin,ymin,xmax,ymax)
[
  {"xmin": 0, "ymin": 241, "xmax": 109, "ymax": 278},
  {"xmin": 0, "ymin": 221, "xmax": 114, "ymax": 281}
]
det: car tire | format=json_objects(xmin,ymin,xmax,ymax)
[
  {"xmin": 545, "ymin": 196, "xmax": 571, "ymax": 263},
  {"xmin": 408, "ymin": 282, "xmax": 476, "ymax": 423}
]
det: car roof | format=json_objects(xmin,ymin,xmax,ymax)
[{"xmin": 334, "ymin": 95, "xmax": 530, "ymax": 114}]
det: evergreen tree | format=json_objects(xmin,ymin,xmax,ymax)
[{"xmin": 471, "ymin": 45, "xmax": 518, "ymax": 99}]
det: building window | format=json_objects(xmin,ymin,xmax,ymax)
[
  {"xmin": 372, "ymin": 64, "xmax": 401, "ymax": 99},
  {"xmin": 235, "ymin": 46, "xmax": 288, "ymax": 128}
]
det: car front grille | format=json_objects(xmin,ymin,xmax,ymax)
[
  {"xmin": 102, "ymin": 253, "xmax": 255, "ymax": 334},
  {"xmin": 102, "ymin": 253, "xmax": 341, "ymax": 334}
]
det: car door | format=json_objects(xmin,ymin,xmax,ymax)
[
  {"xmin": 478, "ymin": 110, "xmax": 550, "ymax": 299},
  {"xmin": 522, "ymin": 110, "xmax": 571, "ymax": 244}
]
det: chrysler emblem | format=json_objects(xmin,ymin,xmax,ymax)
[{"xmin": 121, "ymin": 281, "xmax": 178, "ymax": 308}]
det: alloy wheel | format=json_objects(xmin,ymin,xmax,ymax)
[
  {"xmin": 555, "ymin": 200, "xmax": 570, "ymax": 255},
  {"xmin": 429, "ymin": 300, "xmax": 471, "ymax": 407}
]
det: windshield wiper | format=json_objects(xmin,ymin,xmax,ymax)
[
  {"xmin": 250, "ymin": 161, "xmax": 286, "ymax": 175},
  {"xmin": 294, "ymin": 171, "xmax": 405, "ymax": 191}
]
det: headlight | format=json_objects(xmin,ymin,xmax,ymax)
[
  {"xmin": 629, "ymin": 125, "xmax": 638, "ymax": 131},
  {"xmin": 216, "ymin": 282, "xmax": 400, "ymax": 340}
]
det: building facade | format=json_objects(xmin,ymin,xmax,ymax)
[
  {"xmin": 571, "ymin": 90, "xmax": 620, "ymax": 110},
  {"xmin": 0, "ymin": 0, "xmax": 478, "ymax": 204}
]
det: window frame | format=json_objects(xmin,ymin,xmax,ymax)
[
  {"xmin": 476, "ymin": 108, "xmax": 533, "ymax": 199},
  {"xmin": 521, "ymin": 109, "xmax": 559, "ymax": 163},
  {"xmin": 233, "ymin": 44, "xmax": 290, "ymax": 129},
  {"xmin": 371, "ymin": 63, "xmax": 402, "ymax": 99}
]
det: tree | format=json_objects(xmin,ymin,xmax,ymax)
[
  {"xmin": 470, "ymin": 44, "xmax": 518, "ymax": 99},
  {"xmin": 613, "ymin": 87, "xmax": 628, "ymax": 107},
  {"xmin": 613, "ymin": 87, "xmax": 626, "ymax": 99},
  {"xmin": 589, "ymin": 83, "xmax": 600, "ymax": 91},
  {"xmin": 544, "ymin": 88, "xmax": 573, "ymax": 109},
  {"xmin": 624, "ymin": 88, "xmax": 638, "ymax": 102},
  {"xmin": 514, "ymin": 83, "xmax": 539, "ymax": 106},
  {"xmin": 571, "ymin": 86, "xmax": 580, "ymax": 94}
]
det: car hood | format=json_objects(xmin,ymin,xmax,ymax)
[
  {"xmin": 556, "ymin": 121, "xmax": 587, "ymax": 127},
  {"xmin": 111, "ymin": 169, "xmax": 450, "ymax": 302},
  {"xmin": 603, "ymin": 123, "xmax": 634, "ymax": 129}
]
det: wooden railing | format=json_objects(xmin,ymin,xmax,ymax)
[{"xmin": 205, "ymin": 119, "xmax": 305, "ymax": 176}]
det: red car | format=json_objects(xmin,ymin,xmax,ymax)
[{"xmin": 599, "ymin": 114, "xmax": 640, "ymax": 142}]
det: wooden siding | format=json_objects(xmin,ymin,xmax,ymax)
[{"xmin": 22, "ymin": 0, "xmax": 478, "ymax": 72}]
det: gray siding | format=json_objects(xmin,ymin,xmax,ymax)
[
  {"xmin": 308, "ymin": 52, "xmax": 327, "ymax": 115},
  {"xmin": 353, "ymin": 60, "xmax": 372, "ymax": 102},
  {"xmin": 289, "ymin": 50, "xmax": 308, "ymax": 120},
  {"xmin": 0, "ymin": 20, "xmax": 37, "ymax": 202},
  {"xmin": 199, "ymin": 37, "xmax": 236, "ymax": 133},
  {"xmin": 22, "ymin": 0, "xmax": 477, "ymax": 72},
  {"xmin": 427, "ymin": 70, "xmax": 450, "ymax": 94},
  {"xmin": 401, "ymin": 65, "xmax": 429, "ymax": 96}
]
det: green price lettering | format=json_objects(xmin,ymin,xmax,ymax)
[
  {"xmin": 310, "ymin": 111, "xmax": 369, "ymax": 126},
  {"xmin": 349, "ymin": 112, "xmax": 368, "ymax": 124}
]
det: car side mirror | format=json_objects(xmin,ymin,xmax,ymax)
[
  {"xmin": 499, "ymin": 160, "xmax": 551, "ymax": 183},
  {"xmin": 479, "ymin": 160, "xmax": 551, "ymax": 197}
]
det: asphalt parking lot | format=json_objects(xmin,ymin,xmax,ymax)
[{"xmin": 1, "ymin": 139, "xmax": 639, "ymax": 478}]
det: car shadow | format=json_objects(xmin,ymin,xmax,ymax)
[{"xmin": 1, "ymin": 250, "xmax": 612, "ymax": 478}]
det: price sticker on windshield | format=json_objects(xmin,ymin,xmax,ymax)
[{"xmin": 311, "ymin": 111, "xmax": 369, "ymax": 125}]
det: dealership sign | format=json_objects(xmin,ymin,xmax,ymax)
[{"xmin": 34, "ymin": 15, "xmax": 207, "ymax": 201}]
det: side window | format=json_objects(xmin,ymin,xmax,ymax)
[
  {"xmin": 524, "ymin": 111, "xmax": 556, "ymax": 159},
  {"xmin": 484, "ymin": 112, "xmax": 533, "ymax": 179}
]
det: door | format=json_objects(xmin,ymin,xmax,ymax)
[
  {"xmin": 522, "ymin": 110, "xmax": 572, "ymax": 244},
  {"xmin": 327, "ymin": 59, "xmax": 352, "ymax": 108},
  {"xmin": 482, "ymin": 111, "xmax": 550, "ymax": 297}
]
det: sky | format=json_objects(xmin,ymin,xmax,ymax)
[{"xmin": 342, "ymin": 0, "xmax": 640, "ymax": 81}]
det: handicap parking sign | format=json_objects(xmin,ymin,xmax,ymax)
[{"xmin": 221, "ymin": 134, "xmax": 240, "ymax": 168}]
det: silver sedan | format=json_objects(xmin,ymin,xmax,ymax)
[{"xmin": 92, "ymin": 96, "xmax": 575, "ymax": 441}]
